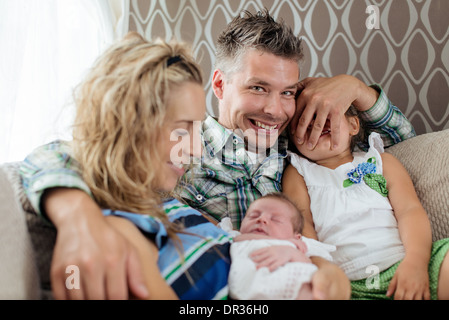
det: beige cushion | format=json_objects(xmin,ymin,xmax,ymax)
[
  {"xmin": 386, "ymin": 129, "xmax": 449, "ymax": 241},
  {"xmin": 0, "ymin": 164, "xmax": 40, "ymax": 299}
]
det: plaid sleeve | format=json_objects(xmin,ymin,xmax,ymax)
[
  {"xmin": 357, "ymin": 84, "xmax": 416, "ymax": 151},
  {"xmin": 19, "ymin": 140, "xmax": 92, "ymax": 217}
]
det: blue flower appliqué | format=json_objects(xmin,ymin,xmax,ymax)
[
  {"xmin": 343, "ymin": 157, "xmax": 389, "ymax": 197},
  {"xmin": 347, "ymin": 161, "xmax": 377, "ymax": 184}
]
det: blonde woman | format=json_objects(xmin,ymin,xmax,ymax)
[{"xmin": 20, "ymin": 32, "xmax": 231, "ymax": 300}]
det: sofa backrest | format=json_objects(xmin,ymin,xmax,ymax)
[
  {"xmin": 0, "ymin": 163, "xmax": 40, "ymax": 299},
  {"xmin": 386, "ymin": 129, "xmax": 449, "ymax": 241}
]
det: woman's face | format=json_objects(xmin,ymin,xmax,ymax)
[{"xmin": 154, "ymin": 81, "xmax": 206, "ymax": 192}]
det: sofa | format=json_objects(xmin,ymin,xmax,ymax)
[{"xmin": 1, "ymin": 129, "xmax": 449, "ymax": 299}]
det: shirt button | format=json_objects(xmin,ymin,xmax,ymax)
[
  {"xmin": 236, "ymin": 150, "xmax": 242, "ymax": 156},
  {"xmin": 233, "ymin": 139, "xmax": 239, "ymax": 145},
  {"xmin": 195, "ymin": 194, "xmax": 204, "ymax": 201}
]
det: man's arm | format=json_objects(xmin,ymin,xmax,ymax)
[
  {"xmin": 357, "ymin": 85, "xmax": 416, "ymax": 150},
  {"xmin": 19, "ymin": 142, "xmax": 148, "ymax": 300},
  {"xmin": 19, "ymin": 140, "xmax": 90, "ymax": 219}
]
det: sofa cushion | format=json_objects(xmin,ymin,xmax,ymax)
[
  {"xmin": 0, "ymin": 164, "xmax": 40, "ymax": 299},
  {"xmin": 1, "ymin": 162, "xmax": 56, "ymax": 299},
  {"xmin": 386, "ymin": 129, "xmax": 449, "ymax": 241}
]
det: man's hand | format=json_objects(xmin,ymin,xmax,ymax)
[
  {"xmin": 44, "ymin": 188, "xmax": 149, "ymax": 300},
  {"xmin": 291, "ymin": 75, "xmax": 379, "ymax": 151}
]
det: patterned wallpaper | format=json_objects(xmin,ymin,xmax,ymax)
[{"xmin": 129, "ymin": 0, "xmax": 449, "ymax": 135}]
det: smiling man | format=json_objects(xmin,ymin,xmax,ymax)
[
  {"xmin": 215, "ymin": 49, "xmax": 299, "ymax": 151},
  {"xmin": 177, "ymin": 9, "xmax": 415, "ymax": 230},
  {"xmin": 177, "ymin": 10, "xmax": 303, "ymax": 229}
]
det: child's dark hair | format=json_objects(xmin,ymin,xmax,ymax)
[{"xmin": 346, "ymin": 105, "xmax": 365, "ymax": 151}]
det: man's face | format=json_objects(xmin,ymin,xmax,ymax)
[{"xmin": 213, "ymin": 49, "xmax": 299, "ymax": 151}]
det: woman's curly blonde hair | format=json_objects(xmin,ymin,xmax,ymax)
[{"xmin": 71, "ymin": 32, "xmax": 203, "ymax": 237}]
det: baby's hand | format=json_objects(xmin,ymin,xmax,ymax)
[
  {"xmin": 250, "ymin": 245, "xmax": 311, "ymax": 272},
  {"xmin": 289, "ymin": 237, "xmax": 308, "ymax": 254}
]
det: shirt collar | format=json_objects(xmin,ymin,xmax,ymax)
[
  {"xmin": 202, "ymin": 116, "xmax": 233, "ymax": 156},
  {"xmin": 201, "ymin": 116, "xmax": 288, "ymax": 158}
]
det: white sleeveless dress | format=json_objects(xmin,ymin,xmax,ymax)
[{"xmin": 289, "ymin": 133, "xmax": 405, "ymax": 280}]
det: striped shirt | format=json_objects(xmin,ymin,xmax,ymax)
[{"xmin": 103, "ymin": 199, "xmax": 232, "ymax": 300}]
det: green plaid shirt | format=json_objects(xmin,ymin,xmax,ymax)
[
  {"xmin": 357, "ymin": 85, "xmax": 416, "ymax": 151},
  {"xmin": 176, "ymin": 116, "xmax": 288, "ymax": 229},
  {"xmin": 20, "ymin": 85, "xmax": 415, "ymax": 229}
]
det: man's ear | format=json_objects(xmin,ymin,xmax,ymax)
[{"xmin": 212, "ymin": 69, "xmax": 225, "ymax": 100}]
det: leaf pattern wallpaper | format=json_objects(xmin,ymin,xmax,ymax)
[{"xmin": 129, "ymin": 0, "xmax": 449, "ymax": 135}]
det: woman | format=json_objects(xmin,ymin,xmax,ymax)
[{"xmin": 20, "ymin": 32, "xmax": 231, "ymax": 300}]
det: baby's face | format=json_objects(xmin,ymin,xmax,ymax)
[{"xmin": 240, "ymin": 198, "xmax": 296, "ymax": 239}]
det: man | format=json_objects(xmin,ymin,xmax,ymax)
[
  {"xmin": 174, "ymin": 10, "xmax": 415, "ymax": 300},
  {"xmin": 20, "ymin": 9, "xmax": 415, "ymax": 300},
  {"xmin": 178, "ymin": 10, "xmax": 415, "ymax": 229}
]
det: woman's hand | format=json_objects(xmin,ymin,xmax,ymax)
[
  {"xmin": 43, "ymin": 188, "xmax": 149, "ymax": 300},
  {"xmin": 310, "ymin": 256, "xmax": 351, "ymax": 300}
]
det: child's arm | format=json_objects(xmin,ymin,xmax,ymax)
[
  {"xmin": 105, "ymin": 216, "xmax": 178, "ymax": 300},
  {"xmin": 282, "ymin": 164, "xmax": 318, "ymax": 240},
  {"xmin": 382, "ymin": 152, "xmax": 432, "ymax": 300},
  {"xmin": 282, "ymin": 164, "xmax": 351, "ymax": 300}
]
